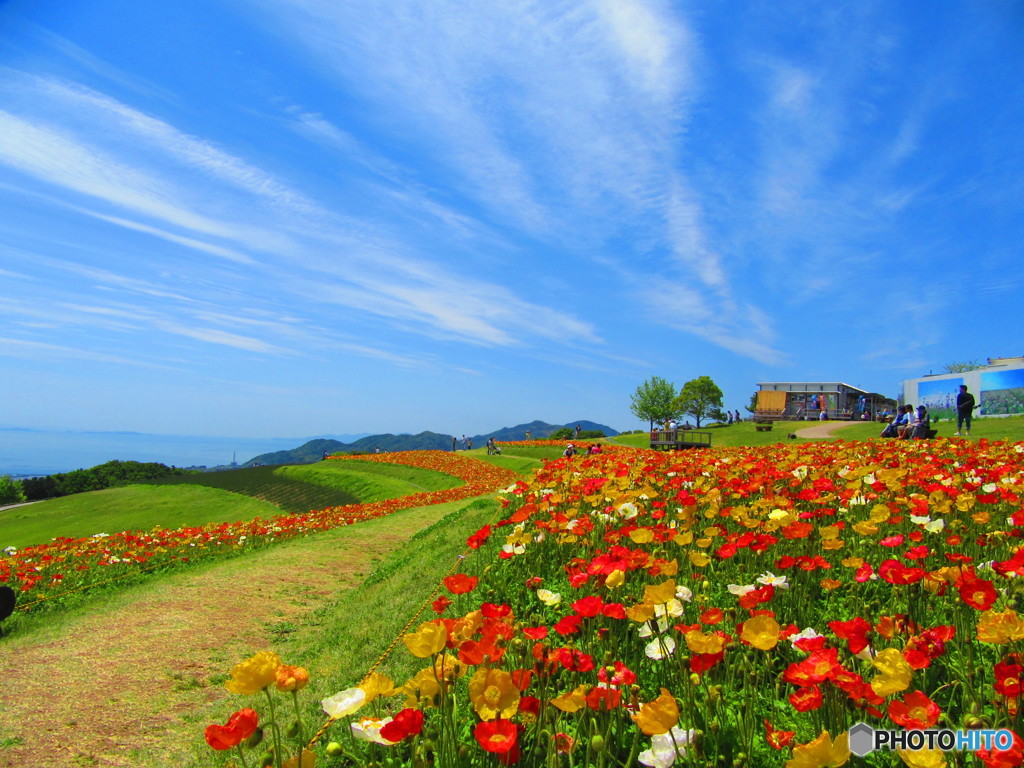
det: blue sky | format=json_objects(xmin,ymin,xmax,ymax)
[{"xmin": 1, "ymin": 1, "xmax": 1022, "ymax": 439}]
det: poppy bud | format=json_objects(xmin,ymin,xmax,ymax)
[
  {"xmin": 245, "ymin": 727, "xmax": 264, "ymax": 748},
  {"xmin": 590, "ymin": 735, "xmax": 605, "ymax": 752},
  {"xmin": 325, "ymin": 742, "xmax": 343, "ymax": 757}
]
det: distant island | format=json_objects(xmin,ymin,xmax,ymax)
[{"xmin": 243, "ymin": 419, "xmax": 619, "ymax": 466}]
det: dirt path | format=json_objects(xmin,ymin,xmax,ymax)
[
  {"xmin": 793, "ymin": 421, "xmax": 861, "ymax": 439},
  {"xmin": 0, "ymin": 503, "xmax": 455, "ymax": 768}
]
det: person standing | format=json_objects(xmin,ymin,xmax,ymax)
[
  {"xmin": 956, "ymin": 385, "xmax": 977, "ymax": 436},
  {"xmin": 574, "ymin": 424, "xmax": 582, "ymax": 439}
]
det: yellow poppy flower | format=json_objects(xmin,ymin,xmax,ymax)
[
  {"xmin": 644, "ymin": 579, "xmax": 677, "ymax": 605},
  {"xmin": 741, "ymin": 615, "xmax": 780, "ymax": 650},
  {"xmin": 632, "ymin": 688, "xmax": 679, "ymax": 735},
  {"xmin": 551, "ymin": 685, "xmax": 589, "ymax": 713},
  {"xmin": 225, "ymin": 650, "xmax": 282, "ymax": 695},
  {"xmin": 403, "ymin": 621, "xmax": 447, "ymax": 658},
  {"xmin": 626, "ymin": 603, "xmax": 656, "ymax": 623},
  {"xmin": 898, "ymin": 748, "xmax": 946, "ymax": 768},
  {"xmin": 468, "ymin": 668, "xmax": 520, "ymax": 720},
  {"xmin": 785, "ymin": 730, "xmax": 850, "ymax": 768},
  {"xmin": 977, "ymin": 608, "xmax": 1024, "ymax": 644},
  {"xmin": 685, "ymin": 630, "xmax": 725, "ymax": 655},
  {"xmin": 358, "ymin": 672, "xmax": 395, "ymax": 702},
  {"xmin": 688, "ymin": 551, "xmax": 710, "ymax": 567},
  {"xmin": 870, "ymin": 648, "xmax": 913, "ymax": 696},
  {"xmin": 605, "ymin": 569, "xmax": 625, "ymax": 589}
]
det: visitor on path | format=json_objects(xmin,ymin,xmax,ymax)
[
  {"xmin": 452, "ymin": 436, "xmax": 457, "ymax": 452},
  {"xmin": 574, "ymin": 424, "xmax": 582, "ymax": 438},
  {"xmin": 487, "ymin": 437, "xmax": 501, "ymax": 455},
  {"xmin": 727, "ymin": 411, "xmax": 733, "ymax": 425},
  {"xmin": 467, "ymin": 437, "xmax": 473, "ymax": 451},
  {"xmin": 819, "ymin": 409, "xmax": 827, "ymax": 421},
  {"xmin": 734, "ymin": 410, "xmax": 741, "ymax": 423},
  {"xmin": 956, "ymin": 384, "xmax": 978, "ymax": 436}
]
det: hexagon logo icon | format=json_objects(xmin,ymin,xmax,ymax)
[{"xmin": 849, "ymin": 722, "xmax": 875, "ymax": 756}]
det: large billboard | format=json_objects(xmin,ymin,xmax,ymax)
[
  {"xmin": 917, "ymin": 377, "xmax": 963, "ymax": 420},
  {"xmin": 981, "ymin": 369, "xmax": 1024, "ymax": 415}
]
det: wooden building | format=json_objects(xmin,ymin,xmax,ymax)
[{"xmin": 754, "ymin": 382, "xmax": 896, "ymax": 422}]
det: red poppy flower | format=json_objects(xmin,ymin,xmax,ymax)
[
  {"xmin": 475, "ymin": 719, "xmax": 518, "ymax": 754},
  {"xmin": 522, "ymin": 626, "xmax": 548, "ymax": 640},
  {"xmin": 879, "ymin": 559, "xmax": 925, "ymax": 585},
  {"xmin": 204, "ymin": 708, "xmax": 258, "ymax": 751},
  {"xmin": 553, "ymin": 614, "xmax": 583, "ymax": 636},
  {"xmin": 977, "ymin": 729, "xmax": 1024, "ymax": 768},
  {"xmin": 888, "ymin": 690, "xmax": 940, "ymax": 728},
  {"xmin": 995, "ymin": 660, "xmax": 1024, "ymax": 698},
  {"xmin": 959, "ymin": 577, "xmax": 998, "ymax": 611},
  {"xmin": 601, "ymin": 602, "xmax": 626, "ymax": 620},
  {"xmin": 432, "ymin": 595, "xmax": 453, "ymax": 614},
  {"xmin": 880, "ymin": 534, "xmax": 905, "ymax": 547},
  {"xmin": 467, "ymin": 524, "xmax": 492, "ymax": 549},
  {"xmin": 481, "ymin": 602, "xmax": 512, "ymax": 619},
  {"xmin": 380, "ymin": 708, "xmax": 424, "ymax": 742},
  {"xmin": 700, "ymin": 607, "xmax": 725, "ymax": 625},
  {"xmin": 765, "ymin": 719, "xmax": 795, "ymax": 749},
  {"xmin": 572, "ymin": 595, "xmax": 605, "ymax": 617},
  {"xmin": 690, "ymin": 650, "xmax": 725, "ymax": 674},
  {"xmin": 790, "ymin": 685, "xmax": 823, "ymax": 712},
  {"xmin": 443, "ymin": 574, "xmax": 479, "ymax": 594},
  {"xmin": 829, "ymin": 617, "xmax": 871, "ymax": 654},
  {"xmin": 586, "ymin": 685, "xmax": 622, "ymax": 711}
]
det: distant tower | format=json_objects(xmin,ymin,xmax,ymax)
[{"xmin": 232, "ymin": 451, "xmax": 237, "ymax": 467}]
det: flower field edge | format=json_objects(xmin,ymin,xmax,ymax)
[{"xmin": 0, "ymin": 451, "xmax": 519, "ymax": 616}]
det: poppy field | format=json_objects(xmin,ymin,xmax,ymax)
[
  {"xmin": 207, "ymin": 438, "xmax": 1024, "ymax": 768},
  {"xmin": 0, "ymin": 452, "xmax": 517, "ymax": 615}
]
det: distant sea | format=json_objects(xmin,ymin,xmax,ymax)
[{"xmin": 0, "ymin": 428, "xmax": 368, "ymax": 477}]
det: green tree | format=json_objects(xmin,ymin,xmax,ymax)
[
  {"xmin": 944, "ymin": 361, "xmax": 982, "ymax": 373},
  {"xmin": 673, "ymin": 376, "xmax": 725, "ymax": 428},
  {"xmin": 0, "ymin": 475, "xmax": 26, "ymax": 505},
  {"xmin": 630, "ymin": 376, "xmax": 680, "ymax": 429}
]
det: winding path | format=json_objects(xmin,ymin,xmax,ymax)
[{"xmin": 0, "ymin": 503, "xmax": 454, "ymax": 768}]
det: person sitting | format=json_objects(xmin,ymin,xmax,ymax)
[
  {"xmin": 910, "ymin": 405, "xmax": 931, "ymax": 440},
  {"xmin": 881, "ymin": 406, "xmax": 909, "ymax": 438},
  {"xmin": 563, "ymin": 443, "xmax": 576, "ymax": 458},
  {"xmin": 896, "ymin": 405, "xmax": 916, "ymax": 439},
  {"xmin": 587, "ymin": 443, "xmax": 603, "ymax": 455}
]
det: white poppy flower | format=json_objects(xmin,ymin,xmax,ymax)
[{"xmin": 322, "ymin": 687, "xmax": 366, "ymax": 719}]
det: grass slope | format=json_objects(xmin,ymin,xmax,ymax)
[
  {"xmin": 0, "ymin": 485, "xmax": 283, "ymax": 550},
  {"xmin": 1, "ymin": 459, "xmax": 465, "ymax": 550}
]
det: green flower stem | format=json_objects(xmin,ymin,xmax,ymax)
[
  {"xmin": 291, "ymin": 690, "xmax": 305, "ymax": 759},
  {"xmin": 264, "ymin": 687, "xmax": 285, "ymax": 768},
  {"xmin": 235, "ymin": 742, "xmax": 253, "ymax": 768}
]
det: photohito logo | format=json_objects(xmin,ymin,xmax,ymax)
[{"xmin": 849, "ymin": 722, "xmax": 1014, "ymax": 756}]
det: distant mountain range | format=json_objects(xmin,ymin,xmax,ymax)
[{"xmin": 242, "ymin": 420, "xmax": 619, "ymax": 466}]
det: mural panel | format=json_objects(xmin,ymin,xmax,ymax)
[
  {"xmin": 981, "ymin": 369, "xmax": 1024, "ymax": 415},
  {"xmin": 917, "ymin": 378, "xmax": 963, "ymax": 420}
]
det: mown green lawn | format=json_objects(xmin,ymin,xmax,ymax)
[{"xmin": 611, "ymin": 415, "xmax": 1024, "ymax": 448}]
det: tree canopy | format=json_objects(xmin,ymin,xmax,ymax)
[
  {"xmin": 630, "ymin": 376, "xmax": 679, "ymax": 429},
  {"xmin": 673, "ymin": 375, "xmax": 725, "ymax": 427}
]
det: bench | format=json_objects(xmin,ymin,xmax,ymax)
[
  {"xmin": 755, "ymin": 424, "xmax": 773, "ymax": 432},
  {"xmin": 650, "ymin": 429, "xmax": 713, "ymax": 450}
]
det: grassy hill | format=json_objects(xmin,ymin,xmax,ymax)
[{"xmin": 0, "ymin": 458, "xmax": 464, "ymax": 550}]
